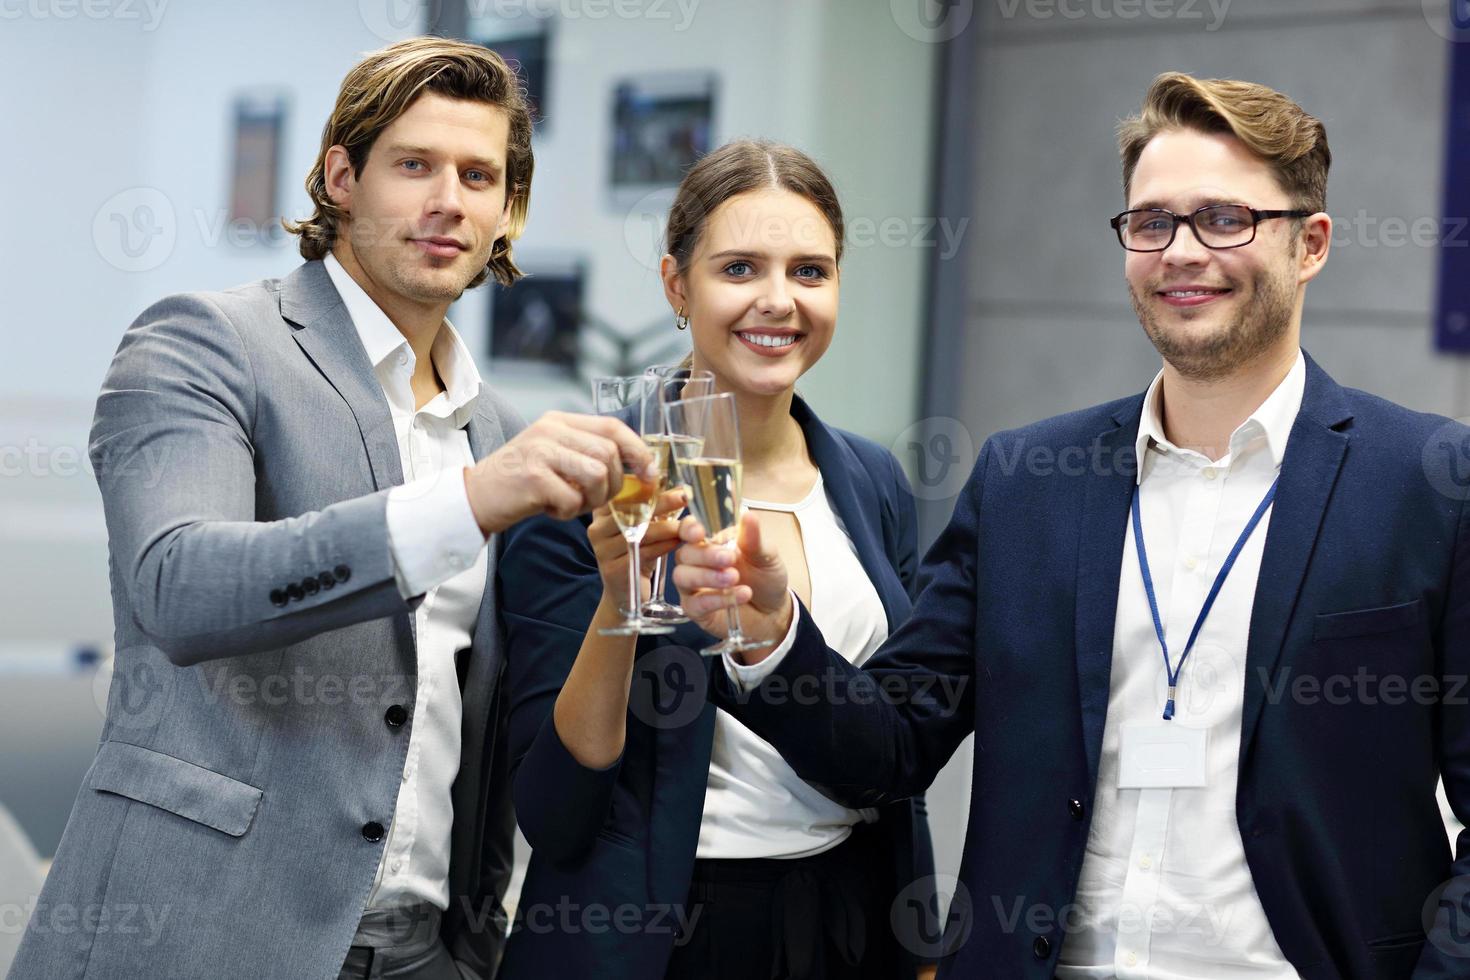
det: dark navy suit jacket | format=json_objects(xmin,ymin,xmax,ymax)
[
  {"xmin": 709, "ymin": 354, "xmax": 1470, "ymax": 979},
  {"xmin": 495, "ymin": 395, "xmax": 936, "ymax": 979}
]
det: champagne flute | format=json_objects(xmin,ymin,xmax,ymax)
[
  {"xmin": 591, "ymin": 375, "xmax": 675, "ymax": 637},
  {"xmin": 661, "ymin": 392, "xmax": 771, "ymax": 656},
  {"xmin": 640, "ymin": 366, "xmax": 715, "ymax": 624}
]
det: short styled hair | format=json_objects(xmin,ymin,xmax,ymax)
[{"xmin": 1118, "ymin": 72, "xmax": 1330, "ymax": 214}]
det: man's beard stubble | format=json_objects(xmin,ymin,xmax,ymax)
[{"xmin": 1128, "ymin": 263, "xmax": 1297, "ymax": 383}]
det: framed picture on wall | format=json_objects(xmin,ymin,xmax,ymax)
[
  {"xmin": 609, "ymin": 72, "xmax": 716, "ymax": 198},
  {"xmin": 228, "ymin": 92, "xmax": 287, "ymax": 233},
  {"xmin": 469, "ymin": 15, "xmax": 551, "ymax": 131},
  {"xmin": 488, "ymin": 259, "xmax": 585, "ymax": 377}
]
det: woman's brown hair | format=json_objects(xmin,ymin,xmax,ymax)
[
  {"xmin": 666, "ymin": 138, "xmax": 845, "ymax": 274},
  {"xmin": 284, "ymin": 36, "xmax": 535, "ymax": 288}
]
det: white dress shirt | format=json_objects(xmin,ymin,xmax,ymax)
[
  {"xmin": 731, "ymin": 352, "xmax": 1308, "ymax": 976},
  {"xmin": 1055, "ymin": 351, "xmax": 1305, "ymax": 978},
  {"xmin": 698, "ymin": 474, "xmax": 885, "ymax": 859},
  {"xmin": 324, "ymin": 254, "xmax": 490, "ymax": 912}
]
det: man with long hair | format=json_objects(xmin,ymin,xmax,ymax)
[{"xmin": 10, "ymin": 37, "xmax": 649, "ymax": 980}]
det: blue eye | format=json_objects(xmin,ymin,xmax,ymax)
[
  {"xmin": 724, "ymin": 261, "xmax": 752, "ymax": 277},
  {"xmin": 795, "ymin": 265, "xmax": 828, "ymax": 280},
  {"xmin": 402, "ymin": 160, "xmax": 425, "ymax": 172}
]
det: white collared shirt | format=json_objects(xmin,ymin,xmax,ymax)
[
  {"xmin": 324, "ymin": 253, "xmax": 489, "ymax": 912},
  {"xmin": 728, "ymin": 352, "xmax": 1309, "ymax": 975},
  {"xmin": 1056, "ymin": 350, "xmax": 1306, "ymax": 978}
]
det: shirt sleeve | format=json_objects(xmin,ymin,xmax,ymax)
[
  {"xmin": 721, "ymin": 593, "xmax": 803, "ymax": 693},
  {"xmin": 385, "ymin": 468, "xmax": 487, "ymax": 599}
]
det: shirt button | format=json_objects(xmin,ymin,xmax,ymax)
[
  {"xmin": 1127, "ymin": 951, "xmax": 1139, "ymax": 967},
  {"xmin": 391, "ymin": 859, "xmax": 403, "ymax": 873},
  {"xmin": 397, "ymin": 352, "xmax": 408, "ymax": 366},
  {"xmin": 1185, "ymin": 556, "xmax": 1199, "ymax": 571},
  {"xmin": 1139, "ymin": 855, "xmax": 1152, "ymax": 870},
  {"xmin": 1203, "ymin": 468, "xmax": 1217, "ymax": 480}
]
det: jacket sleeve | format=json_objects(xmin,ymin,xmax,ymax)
[
  {"xmin": 498, "ymin": 512, "xmax": 626, "ymax": 866},
  {"xmin": 1415, "ymin": 479, "xmax": 1470, "ymax": 975},
  {"xmin": 90, "ymin": 291, "xmax": 421, "ymax": 667},
  {"xmin": 710, "ymin": 439, "xmax": 991, "ymax": 807}
]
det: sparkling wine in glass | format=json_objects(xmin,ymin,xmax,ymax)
[
  {"xmin": 661, "ymin": 392, "xmax": 770, "ymax": 656},
  {"xmin": 592, "ymin": 375, "xmax": 674, "ymax": 637},
  {"xmin": 640, "ymin": 366, "xmax": 715, "ymax": 624}
]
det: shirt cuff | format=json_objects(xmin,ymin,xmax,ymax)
[
  {"xmin": 722, "ymin": 594, "xmax": 801, "ymax": 694},
  {"xmin": 386, "ymin": 468, "xmax": 488, "ymax": 599}
]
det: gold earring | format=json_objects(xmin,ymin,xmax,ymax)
[{"xmin": 675, "ymin": 307, "xmax": 689, "ymax": 331}]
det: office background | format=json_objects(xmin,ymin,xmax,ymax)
[{"xmin": 1, "ymin": 0, "xmax": 1466, "ymax": 966}]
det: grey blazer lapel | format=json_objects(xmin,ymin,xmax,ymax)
[
  {"xmin": 280, "ymin": 260, "xmax": 416, "ymax": 657},
  {"xmin": 280, "ymin": 260, "xmax": 405, "ymax": 492}
]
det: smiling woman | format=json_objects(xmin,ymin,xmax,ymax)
[{"xmin": 495, "ymin": 138, "xmax": 939, "ymax": 980}]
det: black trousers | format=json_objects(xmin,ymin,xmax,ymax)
[{"xmin": 665, "ymin": 823, "xmax": 908, "ymax": 980}]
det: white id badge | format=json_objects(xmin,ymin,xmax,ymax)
[{"xmin": 1118, "ymin": 722, "xmax": 1208, "ymax": 788}]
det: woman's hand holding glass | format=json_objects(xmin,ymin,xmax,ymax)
[
  {"xmin": 587, "ymin": 488, "xmax": 688, "ymax": 612},
  {"xmin": 671, "ymin": 511, "xmax": 795, "ymax": 664}
]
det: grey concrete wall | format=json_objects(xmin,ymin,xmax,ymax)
[{"xmin": 951, "ymin": 0, "xmax": 1461, "ymax": 442}]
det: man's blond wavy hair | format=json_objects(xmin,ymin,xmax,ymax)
[
  {"xmin": 284, "ymin": 36, "xmax": 534, "ymax": 288},
  {"xmin": 1118, "ymin": 72, "xmax": 1330, "ymax": 215}
]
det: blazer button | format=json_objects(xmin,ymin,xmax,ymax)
[
  {"xmin": 361, "ymin": 821, "xmax": 385, "ymax": 843},
  {"xmin": 318, "ymin": 572, "xmax": 336, "ymax": 590},
  {"xmin": 286, "ymin": 582, "xmax": 305, "ymax": 602},
  {"xmin": 334, "ymin": 564, "xmax": 352, "ymax": 583},
  {"xmin": 269, "ymin": 588, "xmax": 288, "ymax": 607},
  {"xmin": 384, "ymin": 705, "xmax": 408, "ymax": 728},
  {"xmin": 1068, "ymin": 799, "xmax": 1085, "ymax": 821},
  {"xmin": 1033, "ymin": 936, "xmax": 1051, "ymax": 959},
  {"xmin": 302, "ymin": 576, "xmax": 320, "ymax": 596}
]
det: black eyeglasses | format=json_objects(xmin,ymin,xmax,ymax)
[{"xmin": 1110, "ymin": 204, "xmax": 1313, "ymax": 252}]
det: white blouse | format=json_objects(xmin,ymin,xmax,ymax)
[{"xmin": 696, "ymin": 472, "xmax": 890, "ymax": 859}]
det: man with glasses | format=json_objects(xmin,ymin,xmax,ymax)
[{"xmin": 672, "ymin": 72, "xmax": 1470, "ymax": 977}]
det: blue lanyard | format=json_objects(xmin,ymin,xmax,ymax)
[{"xmin": 1131, "ymin": 476, "xmax": 1280, "ymax": 721}]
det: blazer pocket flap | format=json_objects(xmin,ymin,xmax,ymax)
[
  {"xmin": 88, "ymin": 741, "xmax": 262, "ymax": 837},
  {"xmin": 1314, "ymin": 599, "xmax": 1423, "ymax": 642}
]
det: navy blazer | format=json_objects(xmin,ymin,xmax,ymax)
[
  {"xmin": 496, "ymin": 395, "xmax": 936, "ymax": 979},
  {"xmin": 710, "ymin": 354, "xmax": 1470, "ymax": 979}
]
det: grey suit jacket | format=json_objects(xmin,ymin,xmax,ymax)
[{"xmin": 8, "ymin": 260, "xmax": 524, "ymax": 980}]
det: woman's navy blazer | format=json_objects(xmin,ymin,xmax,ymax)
[{"xmin": 495, "ymin": 395, "xmax": 935, "ymax": 979}]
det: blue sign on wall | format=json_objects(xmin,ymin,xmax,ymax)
[{"xmin": 1435, "ymin": 11, "xmax": 1470, "ymax": 351}]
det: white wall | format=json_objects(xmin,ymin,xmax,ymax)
[{"xmin": 0, "ymin": 0, "xmax": 939, "ymax": 654}]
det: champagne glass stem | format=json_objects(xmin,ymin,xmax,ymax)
[
  {"xmin": 650, "ymin": 554, "xmax": 668, "ymax": 605},
  {"xmin": 724, "ymin": 603, "xmax": 744, "ymax": 643},
  {"xmin": 624, "ymin": 527, "xmax": 645, "ymax": 621}
]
